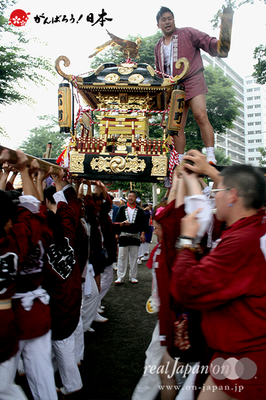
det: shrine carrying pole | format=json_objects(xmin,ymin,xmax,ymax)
[{"xmin": 0, "ymin": 145, "xmax": 63, "ymax": 175}]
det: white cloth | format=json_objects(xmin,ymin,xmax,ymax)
[
  {"xmin": 52, "ymin": 329, "xmax": 83, "ymax": 394},
  {"xmin": 15, "ymin": 330, "xmax": 57, "ymax": 400},
  {"xmin": 175, "ymin": 362, "xmax": 199, "ymax": 400},
  {"xmin": 163, "ymin": 42, "xmax": 173, "ymax": 76},
  {"xmin": 12, "ymin": 287, "xmax": 50, "ymax": 311},
  {"xmin": 99, "ymin": 264, "xmax": 113, "ymax": 302},
  {"xmin": 117, "ymin": 246, "xmax": 139, "ymax": 280},
  {"xmin": 83, "ymin": 263, "xmax": 95, "ymax": 297},
  {"xmin": 19, "ymin": 195, "xmax": 40, "ymax": 214},
  {"xmin": 53, "ymin": 190, "xmax": 68, "ymax": 205},
  {"xmin": 74, "ymin": 316, "xmax": 84, "ymax": 364},
  {"xmin": 127, "ymin": 206, "xmax": 135, "ymax": 222},
  {"xmin": 0, "ymin": 354, "xmax": 28, "ymax": 400},
  {"xmin": 132, "ymin": 322, "xmax": 166, "ymax": 400},
  {"xmin": 138, "ymin": 242, "xmax": 149, "ymax": 258},
  {"xmin": 184, "ymin": 194, "xmax": 212, "ymax": 240},
  {"xmin": 81, "ymin": 274, "xmax": 99, "ymax": 331}
]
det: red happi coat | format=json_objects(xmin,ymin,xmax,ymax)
[
  {"xmin": 44, "ymin": 187, "xmax": 82, "ymax": 341},
  {"xmin": 155, "ymin": 27, "xmax": 218, "ymax": 101},
  {"xmin": 3, "ymin": 204, "xmax": 51, "ymax": 350},
  {"xmin": 171, "ymin": 210, "xmax": 266, "ymax": 399}
]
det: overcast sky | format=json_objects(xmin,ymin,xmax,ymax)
[{"xmin": 1, "ymin": 0, "xmax": 266, "ymax": 149}]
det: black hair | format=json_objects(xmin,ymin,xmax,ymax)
[
  {"xmin": 0, "ymin": 190, "xmax": 17, "ymax": 234},
  {"xmin": 43, "ymin": 185, "xmax": 56, "ymax": 205},
  {"xmin": 92, "ymin": 192, "xmax": 103, "ymax": 202},
  {"xmin": 156, "ymin": 6, "xmax": 174, "ymax": 23},
  {"xmin": 128, "ymin": 190, "xmax": 137, "ymax": 198},
  {"xmin": 220, "ymin": 164, "xmax": 266, "ymax": 210}
]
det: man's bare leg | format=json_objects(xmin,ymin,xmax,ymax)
[
  {"xmin": 159, "ymin": 350, "xmax": 185, "ymax": 400},
  {"xmin": 197, "ymin": 375, "xmax": 237, "ymax": 400},
  {"xmin": 188, "ymin": 94, "xmax": 214, "ymax": 148}
]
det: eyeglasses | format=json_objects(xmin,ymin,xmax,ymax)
[{"xmin": 210, "ymin": 188, "xmax": 230, "ymax": 196}]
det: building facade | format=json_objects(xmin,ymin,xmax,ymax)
[
  {"xmin": 244, "ymin": 75, "xmax": 266, "ymax": 166},
  {"xmin": 202, "ymin": 53, "xmax": 246, "ymax": 165}
]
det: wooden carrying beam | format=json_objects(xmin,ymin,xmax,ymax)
[{"xmin": 0, "ymin": 145, "xmax": 63, "ymax": 175}]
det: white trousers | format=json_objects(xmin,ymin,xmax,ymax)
[
  {"xmin": 52, "ymin": 326, "xmax": 83, "ymax": 394},
  {"xmin": 0, "ymin": 354, "xmax": 28, "ymax": 400},
  {"xmin": 15, "ymin": 330, "xmax": 57, "ymax": 400},
  {"xmin": 99, "ymin": 264, "xmax": 113, "ymax": 303},
  {"xmin": 117, "ymin": 246, "xmax": 139, "ymax": 280},
  {"xmin": 132, "ymin": 322, "xmax": 166, "ymax": 400},
  {"xmin": 73, "ymin": 316, "xmax": 84, "ymax": 364},
  {"xmin": 81, "ymin": 273, "xmax": 99, "ymax": 331},
  {"xmin": 138, "ymin": 242, "xmax": 149, "ymax": 258}
]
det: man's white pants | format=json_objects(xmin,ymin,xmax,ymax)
[
  {"xmin": 117, "ymin": 246, "xmax": 139, "ymax": 280},
  {"xmin": 138, "ymin": 242, "xmax": 149, "ymax": 258},
  {"xmin": 73, "ymin": 316, "xmax": 84, "ymax": 364},
  {"xmin": 52, "ymin": 326, "xmax": 83, "ymax": 394},
  {"xmin": 15, "ymin": 330, "xmax": 57, "ymax": 400},
  {"xmin": 99, "ymin": 264, "xmax": 113, "ymax": 302},
  {"xmin": 81, "ymin": 272, "xmax": 99, "ymax": 331},
  {"xmin": 132, "ymin": 322, "xmax": 166, "ymax": 400},
  {"xmin": 0, "ymin": 354, "xmax": 28, "ymax": 400}
]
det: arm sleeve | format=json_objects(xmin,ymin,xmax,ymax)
[
  {"xmin": 189, "ymin": 27, "xmax": 218, "ymax": 57},
  {"xmin": 170, "ymin": 234, "xmax": 258, "ymax": 311}
]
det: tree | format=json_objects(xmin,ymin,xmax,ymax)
[
  {"xmin": 214, "ymin": 147, "xmax": 231, "ymax": 165},
  {"xmin": 253, "ymin": 45, "xmax": 266, "ymax": 84},
  {"xmin": 212, "ymin": 0, "xmax": 266, "ymax": 83},
  {"xmin": 20, "ymin": 115, "xmax": 68, "ymax": 159},
  {"xmin": 185, "ymin": 65, "xmax": 241, "ymax": 151},
  {"xmin": 258, "ymin": 147, "xmax": 266, "ymax": 166},
  {"xmin": 0, "ymin": 0, "xmax": 55, "ymax": 107}
]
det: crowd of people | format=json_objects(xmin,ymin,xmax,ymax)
[
  {"xmin": 1, "ymin": 147, "xmax": 266, "ymax": 400},
  {"xmin": 1, "ymin": 5, "xmax": 265, "ymax": 400},
  {"xmin": 132, "ymin": 150, "xmax": 266, "ymax": 400},
  {"xmin": 0, "ymin": 148, "xmax": 150, "ymax": 400}
]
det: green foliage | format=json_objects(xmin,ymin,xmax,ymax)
[
  {"xmin": 258, "ymin": 147, "xmax": 266, "ymax": 166},
  {"xmin": 211, "ymin": 0, "xmax": 266, "ymax": 28},
  {"xmin": 212, "ymin": 0, "xmax": 266, "ymax": 84},
  {"xmin": 185, "ymin": 66, "xmax": 240, "ymax": 152},
  {"xmin": 253, "ymin": 45, "xmax": 266, "ymax": 84},
  {"xmin": 19, "ymin": 115, "xmax": 69, "ymax": 158},
  {"xmin": 214, "ymin": 147, "xmax": 231, "ymax": 165},
  {"xmin": 0, "ymin": 0, "xmax": 55, "ymax": 106}
]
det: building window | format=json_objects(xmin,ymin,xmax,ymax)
[
  {"xmin": 254, "ymin": 87, "xmax": 260, "ymax": 91},
  {"xmin": 248, "ymin": 140, "xmax": 254, "ymax": 143},
  {"xmin": 256, "ymin": 157, "xmax": 262, "ymax": 161},
  {"xmin": 255, "ymin": 104, "xmax": 261, "ymax": 108},
  {"xmin": 247, "ymin": 88, "xmax": 253, "ymax": 92},
  {"xmin": 256, "ymin": 139, "xmax": 262, "ymax": 143},
  {"xmin": 247, "ymin": 97, "xmax": 253, "ymax": 100},
  {"xmin": 248, "ymin": 157, "xmax": 255, "ymax": 161},
  {"xmin": 248, "ymin": 114, "xmax": 254, "ymax": 117},
  {"xmin": 248, "ymin": 131, "xmax": 254, "ymax": 134},
  {"xmin": 247, "ymin": 80, "xmax": 253, "ymax": 84},
  {"xmin": 248, "ymin": 122, "xmax": 254, "ymax": 126},
  {"xmin": 255, "ymin": 121, "xmax": 261, "ymax": 125},
  {"xmin": 254, "ymin": 96, "xmax": 261, "ymax": 100},
  {"xmin": 247, "ymin": 105, "xmax": 253, "ymax": 109},
  {"xmin": 248, "ymin": 149, "xmax": 254, "ymax": 152},
  {"xmin": 255, "ymin": 113, "xmax": 261, "ymax": 117}
]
